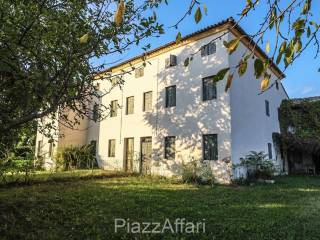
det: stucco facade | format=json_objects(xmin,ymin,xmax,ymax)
[{"xmin": 35, "ymin": 19, "xmax": 288, "ymax": 182}]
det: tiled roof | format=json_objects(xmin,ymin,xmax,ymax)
[{"xmin": 99, "ymin": 17, "xmax": 285, "ymax": 79}]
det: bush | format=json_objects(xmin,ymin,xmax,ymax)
[
  {"xmin": 55, "ymin": 144, "xmax": 97, "ymax": 171},
  {"xmin": 236, "ymin": 151, "xmax": 276, "ymax": 182},
  {"xmin": 0, "ymin": 155, "xmax": 35, "ymax": 184},
  {"xmin": 181, "ymin": 159, "xmax": 215, "ymax": 186}
]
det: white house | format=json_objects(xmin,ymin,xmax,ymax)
[{"xmin": 35, "ymin": 18, "xmax": 288, "ymax": 183}]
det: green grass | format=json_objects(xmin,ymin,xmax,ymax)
[{"xmin": 1, "ymin": 172, "xmax": 320, "ymax": 240}]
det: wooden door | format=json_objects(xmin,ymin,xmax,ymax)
[
  {"xmin": 124, "ymin": 138, "xmax": 134, "ymax": 172},
  {"xmin": 140, "ymin": 137, "xmax": 152, "ymax": 174}
]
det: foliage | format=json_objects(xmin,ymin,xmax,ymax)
[
  {"xmin": 181, "ymin": 159, "xmax": 215, "ymax": 186},
  {"xmin": 1, "ymin": 175, "xmax": 320, "ymax": 239},
  {"xmin": 0, "ymin": 0, "xmax": 164, "ymax": 143},
  {"xmin": 0, "ymin": 155, "xmax": 34, "ymax": 185},
  {"xmin": 236, "ymin": 151, "xmax": 276, "ymax": 181},
  {"xmin": 55, "ymin": 144, "xmax": 97, "ymax": 171},
  {"xmin": 279, "ymin": 99, "xmax": 320, "ymax": 142}
]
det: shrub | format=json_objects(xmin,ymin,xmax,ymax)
[
  {"xmin": 236, "ymin": 151, "xmax": 276, "ymax": 182},
  {"xmin": 0, "ymin": 154, "xmax": 35, "ymax": 184},
  {"xmin": 182, "ymin": 159, "xmax": 215, "ymax": 186},
  {"xmin": 55, "ymin": 144, "xmax": 97, "ymax": 171}
]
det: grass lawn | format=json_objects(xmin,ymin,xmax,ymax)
[{"xmin": 1, "ymin": 171, "xmax": 320, "ymax": 240}]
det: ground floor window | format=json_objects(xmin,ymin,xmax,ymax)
[
  {"xmin": 108, "ymin": 139, "xmax": 116, "ymax": 157},
  {"xmin": 268, "ymin": 143, "xmax": 273, "ymax": 159},
  {"xmin": 203, "ymin": 134, "xmax": 218, "ymax": 160},
  {"xmin": 164, "ymin": 136, "xmax": 176, "ymax": 160}
]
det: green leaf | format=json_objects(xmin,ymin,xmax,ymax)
[
  {"xmin": 225, "ymin": 74, "xmax": 234, "ymax": 92},
  {"xmin": 295, "ymin": 39, "xmax": 302, "ymax": 53},
  {"xmin": 223, "ymin": 38, "xmax": 240, "ymax": 55},
  {"xmin": 213, "ymin": 68, "xmax": 230, "ymax": 82},
  {"xmin": 266, "ymin": 41, "xmax": 270, "ymax": 54},
  {"xmin": 238, "ymin": 59, "xmax": 248, "ymax": 77},
  {"xmin": 261, "ymin": 73, "xmax": 271, "ymax": 91},
  {"xmin": 279, "ymin": 41, "xmax": 287, "ymax": 53},
  {"xmin": 276, "ymin": 52, "xmax": 283, "ymax": 65},
  {"xmin": 293, "ymin": 19, "xmax": 306, "ymax": 31},
  {"xmin": 302, "ymin": 0, "xmax": 311, "ymax": 15},
  {"xmin": 176, "ymin": 32, "xmax": 182, "ymax": 44},
  {"xmin": 254, "ymin": 59, "xmax": 265, "ymax": 79},
  {"xmin": 79, "ymin": 33, "xmax": 89, "ymax": 44},
  {"xmin": 307, "ymin": 26, "xmax": 311, "ymax": 37},
  {"xmin": 203, "ymin": 4, "xmax": 208, "ymax": 15},
  {"xmin": 194, "ymin": 7, "xmax": 202, "ymax": 24}
]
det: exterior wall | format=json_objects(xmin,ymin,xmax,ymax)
[
  {"xmin": 35, "ymin": 114, "xmax": 60, "ymax": 169},
  {"xmin": 229, "ymin": 34, "xmax": 289, "ymax": 178},
  {"xmin": 98, "ymin": 31, "xmax": 233, "ymax": 183},
  {"xmin": 35, "ymin": 104, "xmax": 100, "ymax": 169}
]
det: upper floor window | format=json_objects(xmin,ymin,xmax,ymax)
[
  {"xmin": 143, "ymin": 91, "xmax": 152, "ymax": 112},
  {"xmin": 165, "ymin": 55, "xmax": 177, "ymax": 68},
  {"xmin": 275, "ymin": 81, "xmax": 279, "ymax": 90},
  {"xmin": 110, "ymin": 100, "xmax": 118, "ymax": 117},
  {"xmin": 135, "ymin": 67, "xmax": 144, "ymax": 78},
  {"xmin": 202, "ymin": 76, "xmax": 217, "ymax": 101},
  {"xmin": 111, "ymin": 76, "xmax": 120, "ymax": 86},
  {"xmin": 201, "ymin": 42, "xmax": 216, "ymax": 57},
  {"xmin": 203, "ymin": 134, "xmax": 218, "ymax": 161},
  {"xmin": 165, "ymin": 85, "xmax": 176, "ymax": 108},
  {"xmin": 92, "ymin": 103, "xmax": 99, "ymax": 122},
  {"xmin": 126, "ymin": 96, "xmax": 134, "ymax": 115},
  {"xmin": 108, "ymin": 139, "xmax": 116, "ymax": 157},
  {"xmin": 265, "ymin": 100, "xmax": 270, "ymax": 117},
  {"xmin": 165, "ymin": 136, "xmax": 176, "ymax": 160}
]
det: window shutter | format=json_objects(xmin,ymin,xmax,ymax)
[
  {"xmin": 268, "ymin": 143, "xmax": 273, "ymax": 159},
  {"xmin": 165, "ymin": 86, "xmax": 176, "ymax": 108},
  {"xmin": 170, "ymin": 55, "xmax": 177, "ymax": 66},
  {"xmin": 203, "ymin": 134, "xmax": 218, "ymax": 160},
  {"xmin": 265, "ymin": 100, "xmax": 270, "ymax": 117}
]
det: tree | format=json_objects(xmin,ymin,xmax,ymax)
[
  {"xmin": 0, "ymin": 0, "xmax": 165, "ymax": 149},
  {"xmin": 178, "ymin": 0, "xmax": 319, "ymax": 92},
  {"xmin": 1, "ymin": 0, "xmax": 319, "ymax": 150}
]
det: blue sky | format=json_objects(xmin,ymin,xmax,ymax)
[{"xmin": 104, "ymin": 0, "xmax": 320, "ymax": 98}]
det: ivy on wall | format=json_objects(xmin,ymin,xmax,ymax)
[{"xmin": 278, "ymin": 99, "xmax": 320, "ymax": 153}]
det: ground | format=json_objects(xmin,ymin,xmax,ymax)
[{"xmin": 1, "ymin": 171, "xmax": 320, "ymax": 240}]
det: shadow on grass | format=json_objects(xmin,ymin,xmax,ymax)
[{"xmin": 1, "ymin": 176, "xmax": 320, "ymax": 239}]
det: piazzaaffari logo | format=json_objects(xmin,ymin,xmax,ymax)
[{"xmin": 114, "ymin": 218, "xmax": 206, "ymax": 234}]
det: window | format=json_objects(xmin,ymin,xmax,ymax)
[
  {"xmin": 203, "ymin": 134, "xmax": 218, "ymax": 160},
  {"xmin": 265, "ymin": 100, "xmax": 270, "ymax": 117},
  {"xmin": 135, "ymin": 67, "xmax": 144, "ymax": 78},
  {"xmin": 165, "ymin": 55, "xmax": 177, "ymax": 68},
  {"xmin": 110, "ymin": 100, "xmax": 118, "ymax": 117},
  {"xmin": 48, "ymin": 141, "xmax": 53, "ymax": 157},
  {"xmin": 268, "ymin": 143, "xmax": 273, "ymax": 159},
  {"xmin": 202, "ymin": 76, "xmax": 217, "ymax": 101},
  {"xmin": 275, "ymin": 81, "xmax": 279, "ymax": 90},
  {"xmin": 108, "ymin": 139, "xmax": 116, "ymax": 157},
  {"xmin": 143, "ymin": 91, "xmax": 152, "ymax": 111},
  {"xmin": 165, "ymin": 85, "xmax": 176, "ymax": 108},
  {"xmin": 92, "ymin": 103, "xmax": 99, "ymax": 122},
  {"xmin": 111, "ymin": 77, "xmax": 120, "ymax": 86},
  {"xmin": 126, "ymin": 96, "xmax": 134, "ymax": 115},
  {"xmin": 201, "ymin": 42, "xmax": 216, "ymax": 57},
  {"xmin": 165, "ymin": 136, "xmax": 176, "ymax": 160},
  {"xmin": 37, "ymin": 140, "xmax": 43, "ymax": 157}
]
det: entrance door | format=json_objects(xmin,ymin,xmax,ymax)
[
  {"xmin": 140, "ymin": 137, "xmax": 152, "ymax": 174},
  {"xmin": 124, "ymin": 138, "xmax": 134, "ymax": 172}
]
